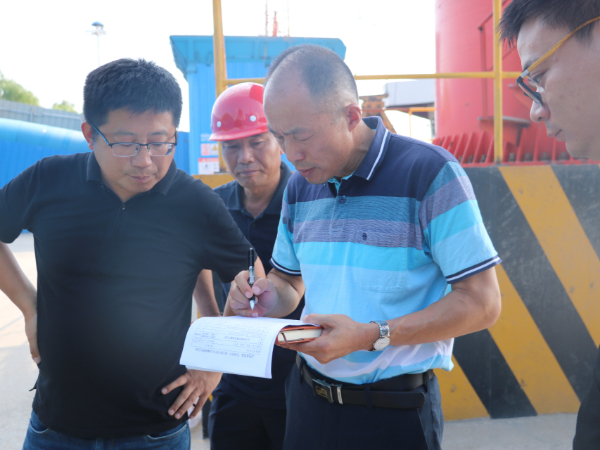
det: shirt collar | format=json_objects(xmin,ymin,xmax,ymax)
[
  {"xmin": 327, "ymin": 172, "xmax": 354, "ymax": 190},
  {"xmin": 85, "ymin": 151, "xmax": 177, "ymax": 197},
  {"xmin": 265, "ymin": 163, "xmax": 292, "ymax": 214},
  {"xmin": 352, "ymin": 116, "xmax": 390, "ymax": 181},
  {"xmin": 86, "ymin": 151, "xmax": 103, "ymax": 183},
  {"xmin": 230, "ymin": 162, "xmax": 292, "ymax": 215}
]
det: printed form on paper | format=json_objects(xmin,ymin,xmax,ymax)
[{"xmin": 180, "ymin": 316, "xmax": 310, "ymax": 378}]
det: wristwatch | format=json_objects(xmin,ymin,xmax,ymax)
[{"xmin": 369, "ymin": 320, "xmax": 391, "ymax": 351}]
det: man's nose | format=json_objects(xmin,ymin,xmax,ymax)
[
  {"xmin": 131, "ymin": 146, "xmax": 153, "ymax": 167},
  {"xmin": 238, "ymin": 143, "xmax": 254, "ymax": 164},
  {"xmin": 530, "ymin": 100, "xmax": 549, "ymax": 123},
  {"xmin": 285, "ymin": 141, "xmax": 304, "ymax": 164}
]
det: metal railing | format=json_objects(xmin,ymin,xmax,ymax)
[
  {"xmin": 385, "ymin": 106, "xmax": 436, "ymax": 139},
  {"xmin": 212, "ymin": 0, "xmax": 512, "ymax": 165}
]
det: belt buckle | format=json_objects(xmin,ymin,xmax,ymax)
[
  {"xmin": 313, "ymin": 379, "xmax": 334, "ymax": 403},
  {"xmin": 312, "ymin": 378, "xmax": 343, "ymax": 404}
]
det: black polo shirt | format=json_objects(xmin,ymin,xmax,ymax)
[
  {"xmin": 214, "ymin": 163, "xmax": 303, "ymax": 409},
  {"xmin": 0, "ymin": 152, "xmax": 251, "ymax": 439}
]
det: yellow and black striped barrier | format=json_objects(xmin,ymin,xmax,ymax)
[{"xmin": 437, "ymin": 165, "xmax": 600, "ymax": 420}]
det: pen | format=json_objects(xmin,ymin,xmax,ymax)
[{"xmin": 248, "ymin": 248, "xmax": 256, "ymax": 311}]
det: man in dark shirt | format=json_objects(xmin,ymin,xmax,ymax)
[
  {"xmin": 0, "ymin": 59, "xmax": 255, "ymax": 449},
  {"xmin": 500, "ymin": 2, "xmax": 600, "ymax": 449},
  {"xmin": 194, "ymin": 83, "xmax": 302, "ymax": 450}
]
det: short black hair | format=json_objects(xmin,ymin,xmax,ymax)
[
  {"xmin": 500, "ymin": 0, "xmax": 600, "ymax": 46},
  {"xmin": 83, "ymin": 58, "xmax": 182, "ymax": 128},
  {"xmin": 264, "ymin": 44, "xmax": 358, "ymax": 112}
]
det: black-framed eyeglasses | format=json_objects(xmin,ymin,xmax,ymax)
[
  {"xmin": 516, "ymin": 16, "xmax": 600, "ymax": 107},
  {"xmin": 90, "ymin": 122, "xmax": 177, "ymax": 157}
]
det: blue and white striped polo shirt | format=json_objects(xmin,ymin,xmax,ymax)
[{"xmin": 271, "ymin": 116, "xmax": 500, "ymax": 384}]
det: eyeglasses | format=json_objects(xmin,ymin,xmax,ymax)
[
  {"xmin": 517, "ymin": 16, "xmax": 600, "ymax": 106},
  {"xmin": 90, "ymin": 122, "xmax": 177, "ymax": 157}
]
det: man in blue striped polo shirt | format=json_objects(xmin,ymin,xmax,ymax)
[{"xmin": 228, "ymin": 45, "xmax": 501, "ymax": 450}]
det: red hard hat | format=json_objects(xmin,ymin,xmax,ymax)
[{"xmin": 210, "ymin": 83, "xmax": 269, "ymax": 141}]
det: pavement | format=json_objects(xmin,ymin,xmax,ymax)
[{"xmin": 0, "ymin": 233, "xmax": 577, "ymax": 450}]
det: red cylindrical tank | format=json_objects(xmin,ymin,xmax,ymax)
[
  {"xmin": 435, "ymin": 0, "xmax": 527, "ymax": 137},
  {"xmin": 434, "ymin": 0, "xmax": 575, "ymax": 165}
]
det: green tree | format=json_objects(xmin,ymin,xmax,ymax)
[
  {"xmin": 0, "ymin": 71, "xmax": 40, "ymax": 106},
  {"xmin": 52, "ymin": 100, "xmax": 77, "ymax": 113}
]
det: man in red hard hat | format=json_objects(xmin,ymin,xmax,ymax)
[{"xmin": 194, "ymin": 82, "xmax": 303, "ymax": 450}]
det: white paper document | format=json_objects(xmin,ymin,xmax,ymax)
[{"xmin": 180, "ymin": 316, "xmax": 308, "ymax": 378}]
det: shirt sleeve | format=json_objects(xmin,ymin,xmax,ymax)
[
  {"xmin": 201, "ymin": 191, "xmax": 253, "ymax": 284},
  {"xmin": 419, "ymin": 161, "xmax": 500, "ymax": 284},
  {"xmin": 270, "ymin": 188, "xmax": 301, "ymax": 276},
  {"xmin": 0, "ymin": 162, "xmax": 39, "ymax": 243}
]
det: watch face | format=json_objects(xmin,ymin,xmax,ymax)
[{"xmin": 373, "ymin": 337, "xmax": 390, "ymax": 351}]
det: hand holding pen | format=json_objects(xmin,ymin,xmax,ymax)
[
  {"xmin": 226, "ymin": 253, "xmax": 279, "ymax": 317},
  {"xmin": 248, "ymin": 248, "xmax": 256, "ymax": 311}
]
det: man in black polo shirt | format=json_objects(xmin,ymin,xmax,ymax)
[
  {"xmin": 193, "ymin": 83, "xmax": 302, "ymax": 450},
  {"xmin": 0, "ymin": 59, "xmax": 254, "ymax": 449}
]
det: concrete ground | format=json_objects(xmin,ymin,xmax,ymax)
[{"xmin": 0, "ymin": 233, "xmax": 577, "ymax": 450}]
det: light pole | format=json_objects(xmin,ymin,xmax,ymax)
[{"xmin": 89, "ymin": 22, "xmax": 106, "ymax": 67}]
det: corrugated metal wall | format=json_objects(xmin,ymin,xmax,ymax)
[{"xmin": 0, "ymin": 99, "xmax": 83, "ymax": 131}]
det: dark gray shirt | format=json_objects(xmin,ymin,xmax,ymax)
[{"xmin": 214, "ymin": 163, "xmax": 303, "ymax": 409}]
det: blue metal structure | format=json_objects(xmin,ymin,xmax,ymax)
[
  {"xmin": 0, "ymin": 118, "xmax": 190, "ymax": 188},
  {"xmin": 0, "ymin": 117, "xmax": 88, "ymax": 152},
  {"xmin": 0, "ymin": 118, "xmax": 88, "ymax": 188},
  {"xmin": 170, "ymin": 35, "xmax": 346, "ymax": 174}
]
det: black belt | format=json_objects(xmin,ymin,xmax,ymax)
[{"xmin": 296, "ymin": 355, "xmax": 431, "ymax": 409}]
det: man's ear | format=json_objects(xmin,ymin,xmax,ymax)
[
  {"xmin": 345, "ymin": 104, "xmax": 363, "ymax": 132},
  {"xmin": 81, "ymin": 122, "xmax": 94, "ymax": 151}
]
